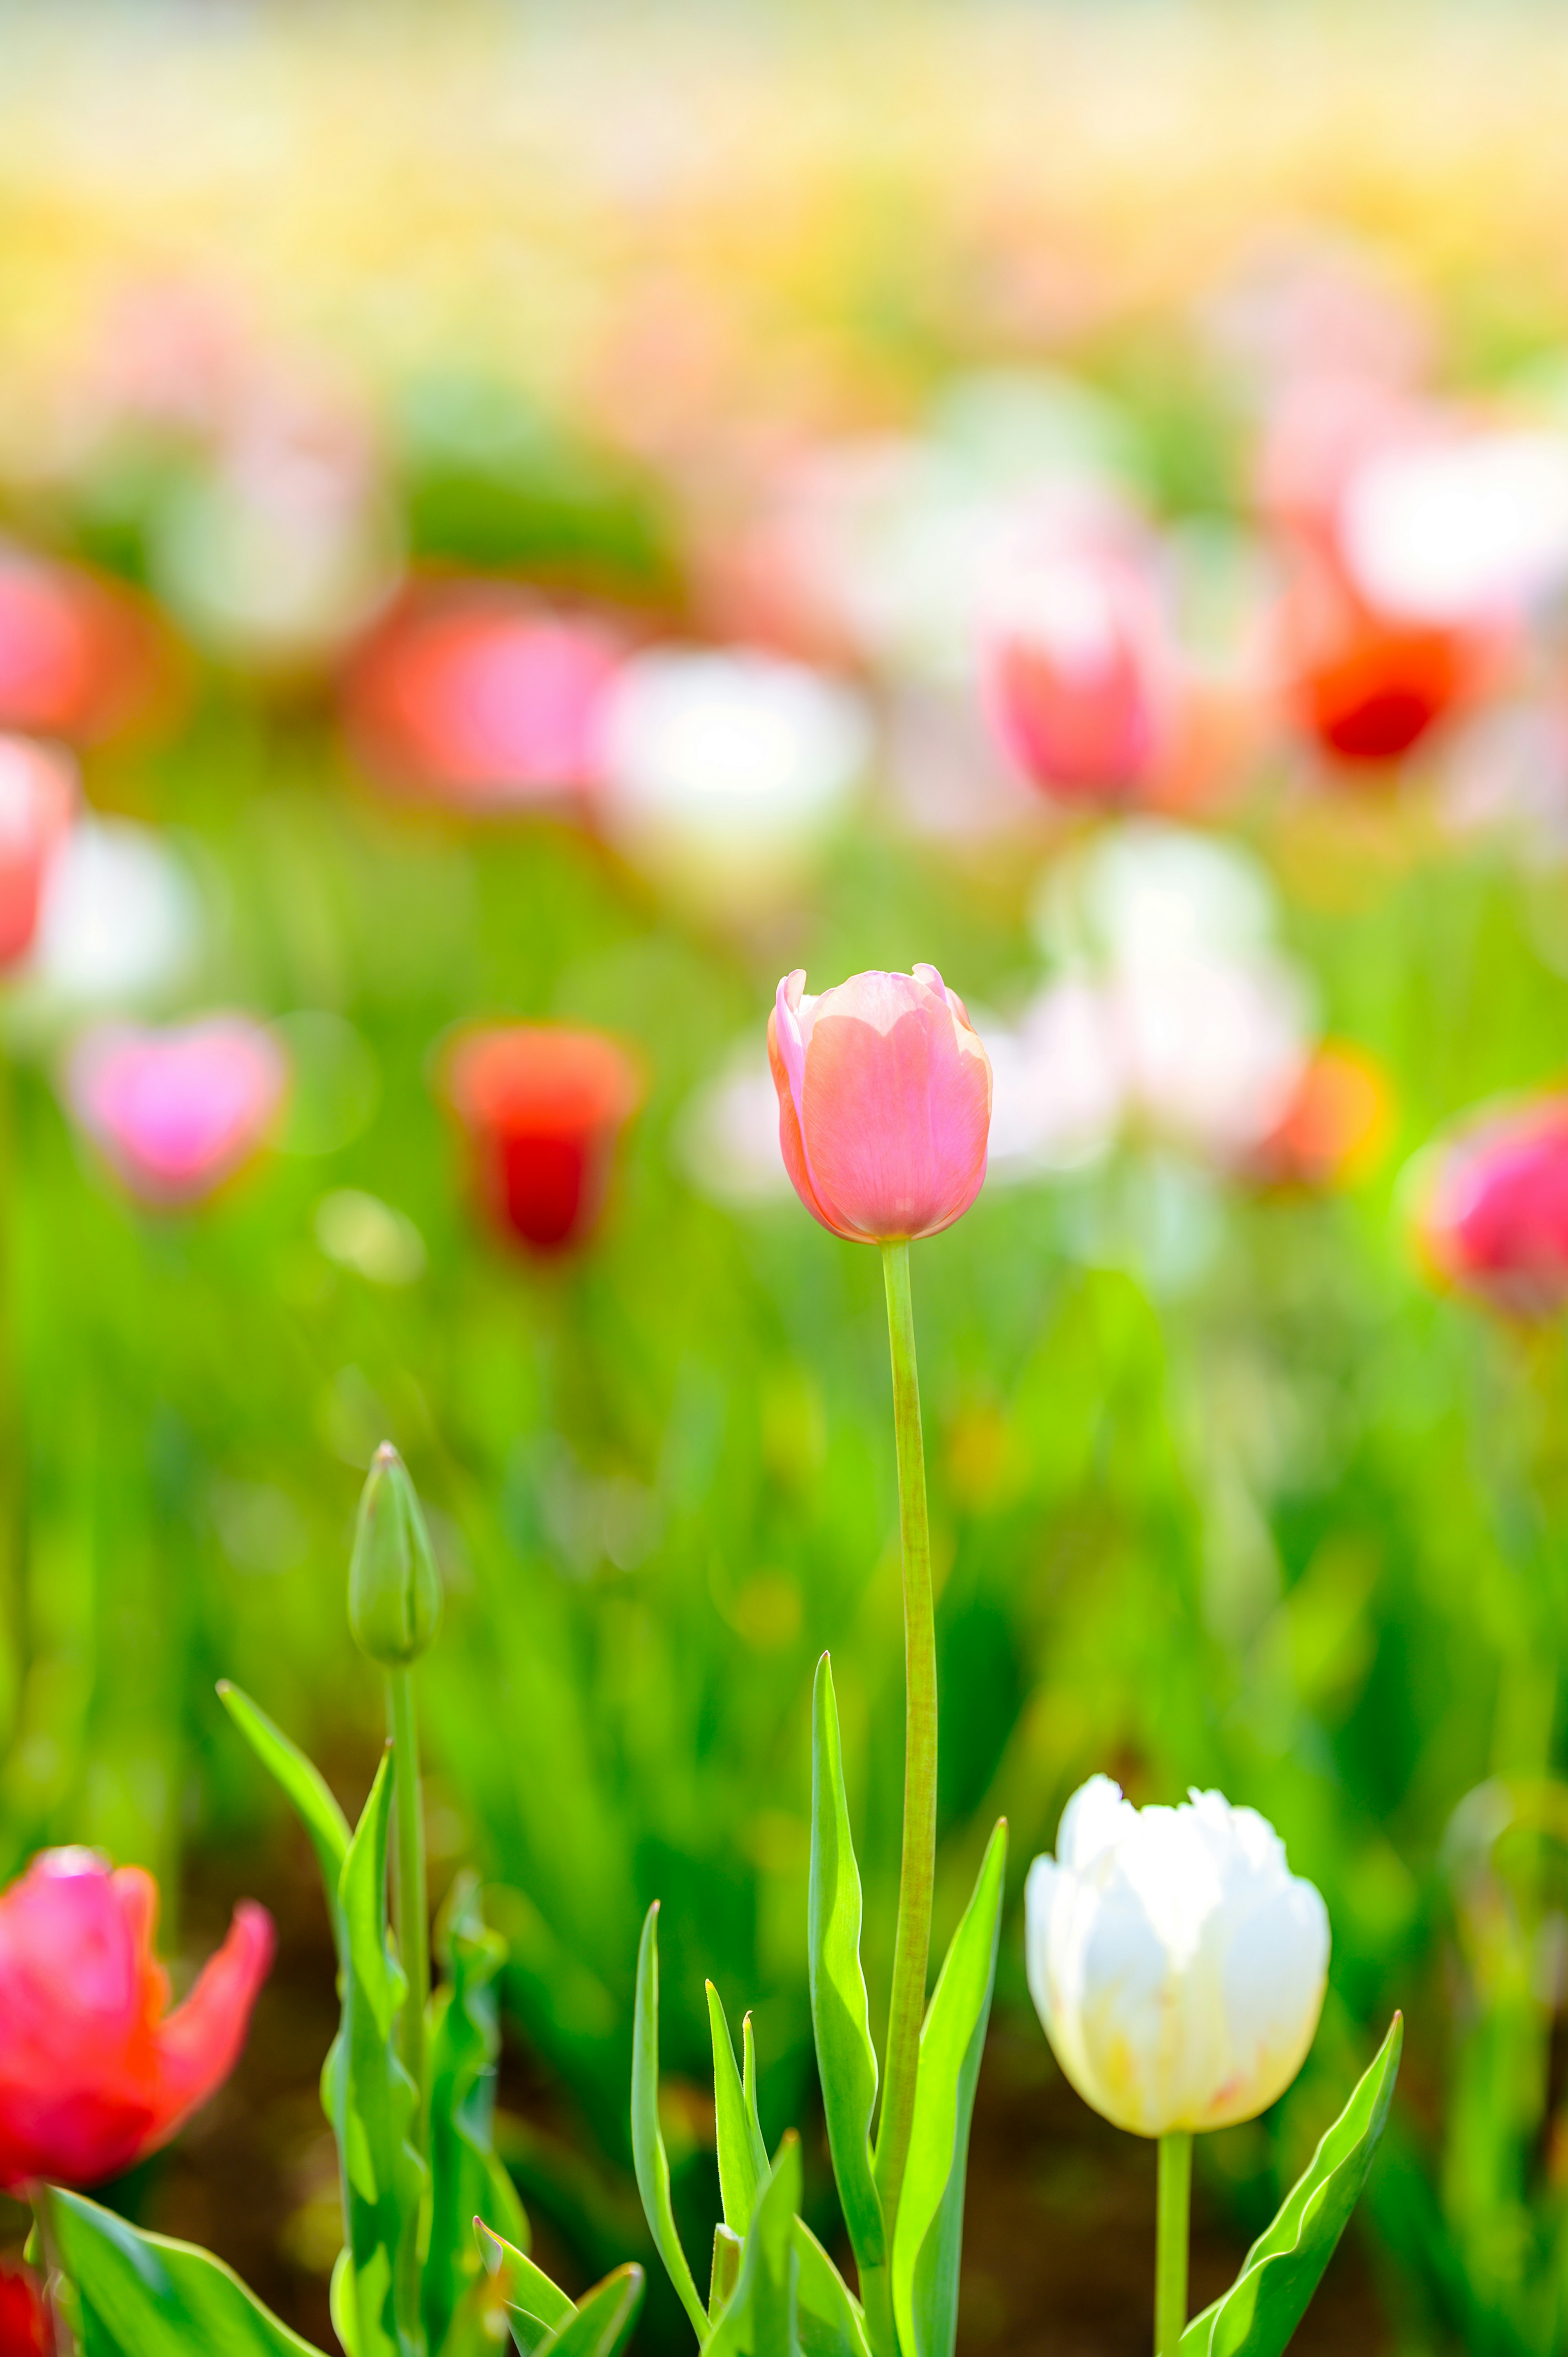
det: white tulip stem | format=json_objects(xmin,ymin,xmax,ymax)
[
  {"xmin": 873, "ymin": 1239, "xmax": 938, "ymax": 2252},
  {"xmin": 1155, "ymin": 2131, "xmax": 1192, "ymax": 2357}
]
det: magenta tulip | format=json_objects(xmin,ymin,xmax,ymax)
[
  {"xmin": 1417, "ymin": 1096, "xmax": 1568, "ymax": 1318},
  {"xmin": 767, "ymin": 966, "xmax": 992, "ymax": 1243},
  {"xmin": 65, "ymin": 1015, "xmax": 288, "ymax": 1207}
]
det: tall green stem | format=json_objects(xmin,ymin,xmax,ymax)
[
  {"xmin": 1155, "ymin": 2132, "xmax": 1192, "ymax": 2357},
  {"xmin": 872, "ymin": 1240, "xmax": 938, "ymax": 2250},
  {"xmin": 388, "ymin": 1665, "xmax": 430, "ymax": 2102}
]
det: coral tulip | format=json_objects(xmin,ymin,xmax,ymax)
[
  {"xmin": 768, "ymin": 966, "xmax": 992, "ymax": 1242},
  {"xmin": 1280, "ymin": 559, "xmax": 1478, "ymax": 765},
  {"xmin": 1245, "ymin": 1041, "xmax": 1392, "ymax": 1191},
  {"xmin": 344, "ymin": 588, "xmax": 622, "ymax": 805},
  {"xmin": 1416, "ymin": 1095, "xmax": 1568, "ymax": 1318},
  {"xmin": 445, "ymin": 1024, "xmax": 643, "ymax": 1253},
  {"xmin": 1025, "ymin": 1777, "xmax": 1329, "ymax": 2139},
  {"xmin": 982, "ymin": 542, "xmax": 1173, "ymax": 804},
  {"xmin": 0, "ymin": 1848, "xmax": 273, "ymax": 2190},
  {"xmin": 0, "ymin": 553, "xmax": 161, "ymax": 746},
  {"xmin": 65, "ymin": 1015, "xmax": 288, "ymax": 1206},
  {"xmin": 0, "ymin": 739, "xmax": 73, "ymax": 970}
]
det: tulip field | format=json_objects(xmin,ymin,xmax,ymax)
[{"xmin": 12, "ymin": 7, "xmax": 1568, "ymax": 2353}]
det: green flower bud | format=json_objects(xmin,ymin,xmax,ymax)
[{"xmin": 348, "ymin": 1441, "xmax": 443, "ymax": 1667}]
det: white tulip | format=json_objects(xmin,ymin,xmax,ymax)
[{"xmin": 1025, "ymin": 1775, "xmax": 1329, "ymax": 2138}]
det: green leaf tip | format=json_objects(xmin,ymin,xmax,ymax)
[{"xmin": 632, "ymin": 1900, "xmax": 709, "ymax": 2341}]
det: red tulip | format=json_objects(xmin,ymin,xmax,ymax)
[
  {"xmin": 982, "ymin": 542, "xmax": 1173, "ymax": 804},
  {"xmin": 768, "ymin": 966, "xmax": 992, "ymax": 1243},
  {"xmin": 64, "ymin": 1016, "xmax": 288, "ymax": 1207},
  {"xmin": 0, "ymin": 740, "xmax": 73, "ymax": 970},
  {"xmin": 0, "ymin": 2262, "xmax": 45, "ymax": 2357},
  {"xmin": 1278, "ymin": 557, "xmax": 1481, "ymax": 766},
  {"xmin": 445, "ymin": 1025, "xmax": 644, "ymax": 1253},
  {"xmin": 0, "ymin": 554, "xmax": 163, "ymax": 746},
  {"xmin": 1417, "ymin": 1096, "xmax": 1568, "ymax": 1318},
  {"xmin": 343, "ymin": 587, "xmax": 622, "ymax": 806},
  {"xmin": 0, "ymin": 1848, "xmax": 273, "ymax": 2191}
]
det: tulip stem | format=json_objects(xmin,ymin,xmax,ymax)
[
  {"xmin": 388, "ymin": 1664, "xmax": 430, "ymax": 2104},
  {"xmin": 872, "ymin": 1239, "xmax": 938, "ymax": 2253},
  {"xmin": 1155, "ymin": 2132, "xmax": 1192, "ymax": 2357}
]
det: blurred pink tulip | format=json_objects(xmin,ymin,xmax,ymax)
[
  {"xmin": 768, "ymin": 966, "xmax": 992, "ymax": 1242},
  {"xmin": 0, "ymin": 1847, "xmax": 272, "ymax": 2191},
  {"xmin": 1416, "ymin": 1096, "xmax": 1568, "ymax": 1318},
  {"xmin": 0, "ymin": 553, "xmax": 166, "ymax": 746},
  {"xmin": 343, "ymin": 586, "xmax": 622, "ymax": 805},
  {"xmin": 0, "ymin": 740, "xmax": 73, "ymax": 970},
  {"xmin": 982, "ymin": 541, "xmax": 1173, "ymax": 804},
  {"xmin": 66, "ymin": 1015, "xmax": 288, "ymax": 1206}
]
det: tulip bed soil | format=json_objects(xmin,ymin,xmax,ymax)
[{"xmin": 0, "ymin": 1834, "xmax": 1390, "ymax": 2356}]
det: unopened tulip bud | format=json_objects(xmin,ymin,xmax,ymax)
[
  {"xmin": 1026, "ymin": 1776, "xmax": 1329, "ymax": 2138},
  {"xmin": 348, "ymin": 1442, "xmax": 442, "ymax": 1667}
]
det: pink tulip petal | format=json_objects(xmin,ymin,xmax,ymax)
[{"xmin": 146, "ymin": 1900, "xmax": 275, "ymax": 2151}]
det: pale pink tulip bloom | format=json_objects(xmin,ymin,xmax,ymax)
[
  {"xmin": 768, "ymin": 966, "xmax": 992, "ymax": 1243},
  {"xmin": 982, "ymin": 541, "xmax": 1174, "ymax": 804},
  {"xmin": 0, "ymin": 738, "xmax": 74, "ymax": 969},
  {"xmin": 66, "ymin": 1015, "xmax": 288, "ymax": 1206}
]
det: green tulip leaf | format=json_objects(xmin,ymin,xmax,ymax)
[
  {"xmin": 1179, "ymin": 2013, "xmax": 1404, "ymax": 2357},
  {"xmin": 53, "ymin": 2188, "xmax": 329, "ymax": 2357},
  {"xmin": 632, "ymin": 1901, "xmax": 710, "ymax": 2339},
  {"xmin": 742, "ymin": 2016, "xmax": 766, "ymax": 2161},
  {"xmin": 476, "ymin": 2221, "xmax": 575, "ymax": 2355},
  {"xmin": 890, "ymin": 1820, "xmax": 1007, "ymax": 2357},
  {"xmin": 793, "ymin": 2222, "xmax": 871, "ymax": 2357},
  {"xmin": 705, "ymin": 2130, "xmax": 802, "ymax": 2357},
  {"xmin": 538, "ymin": 2266, "xmax": 646, "ymax": 2357},
  {"xmin": 708, "ymin": 1980, "xmax": 768, "ymax": 2237},
  {"xmin": 333, "ymin": 1749, "xmax": 428, "ymax": 2357},
  {"xmin": 808, "ymin": 1656, "xmax": 884, "ymax": 2289},
  {"xmin": 425, "ymin": 1873, "xmax": 530, "ymax": 2356},
  {"xmin": 218, "ymin": 1681, "xmax": 351, "ymax": 1955}
]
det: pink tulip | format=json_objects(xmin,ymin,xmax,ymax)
[
  {"xmin": 0, "ymin": 740, "xmax": 73, "ymax": 970},
  {"xmin": 343, "ymin": 586, "xmax": 622, "ymax": 806},
  {"xmin": 982, "ymin": 542, "xmax": 1174, "ymax": 804},
  {"xmin": 1416, "ymin": 1096, "xmax": 1568, "ymax": 1318},
  {"xmin": 65, "ymin": 1015, "xmax": 288, "ymax": 1207},
  {"xmin": 0, "ymin": 1847, "xmax": 273, "ymax": 2191},
  {"xmin": 767, "ymin": 966, "xmax": 992, "ymax": 1242}
]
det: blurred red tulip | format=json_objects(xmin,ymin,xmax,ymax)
[
  {"xmin": 445, "ymin": 1025, "xmax": 644, "ymax": 1253},
  {"xmin": 0, "ymin": 554, "xmax": 164, "ymax": 746},
  {"xmin": 0, "ymin": 2262, "xmax": 45, "ymax": 2357},
  {"xmin": 1417, "ymin": 1095, "xmax": 1568, "ymax": 1317},
  {"xmin": 768, "ymin": 966, "xmax": 993, "ymax": 1243},
  {"xmin": 0, "ymin": 1848, "xmax": 273, "ymax": 2191},
  {"xmin": 1278, "ymin": 558, "xmax": 1482, "ymax": 766},
  {"xmin": 0, "ymin": 740, "xmax": 73, "ymax": 970},
  {"xmin": 343, "ymin": 587, "xmax": 623, "ymax": 806},
  {"xmin": 1245, "ymin": 1041, "xmax": 1392, "ymax": 1190},
  {"xmin": 65, "ymin": 1016, "xmax": 289, "ymax": 1207},
  {"xmin": 982, "ymin": 542, "xmax": 1173, "ymax": 803}
]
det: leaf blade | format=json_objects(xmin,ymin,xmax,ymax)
[
  {"xmin": 808, "ymin": 1656, "xmax": 883, "ymax": 2284},
  {"xmin": 218, "ymin": 1682, "xmax": 351, "ymax": 1954},
  {"xmin": 708, "ymin": 1982, "xmax": 764, "ymax": 2238},
  {"xmin": 890, "ymin": 1821, "xmax": 1007, "ymax": 2357},
  {"xmin": 631, "ymin": 1902, "xmax": 709, "ymax": 2341},
  {"xmin": 54, "ymin": 2188, "xmax": 330, "ymax": 2357},
  {"xmin": 1179, "ymin": 2014, "xmax": 1404, "ymax": 2357}
]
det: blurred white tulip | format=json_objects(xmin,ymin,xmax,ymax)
[
  {"xmin": 1026, "ymin": 1775, "xmax": 1330, "ymax": 2138},
  {"xmin": 24, "ymin": 817, "xmax": 201, "ymax": 1014},
  {"xmin": 596, "ymin": 648, "xmax": 870, "ymax": 914},
  {"xmin": 677, "ymin": 1046, "xmax": 793, "ymax": 1206},
  {"xmin": 980, "ymin": 980, "xmax": 1124, "ymax": 1177},
  {"xmin": 1113, "ymin": 950, "xmax": 1310, "ymax": 1160},
  {"xmin": 1340, "ymin": 429, "xmax": 1568, "ymax": 627}
]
